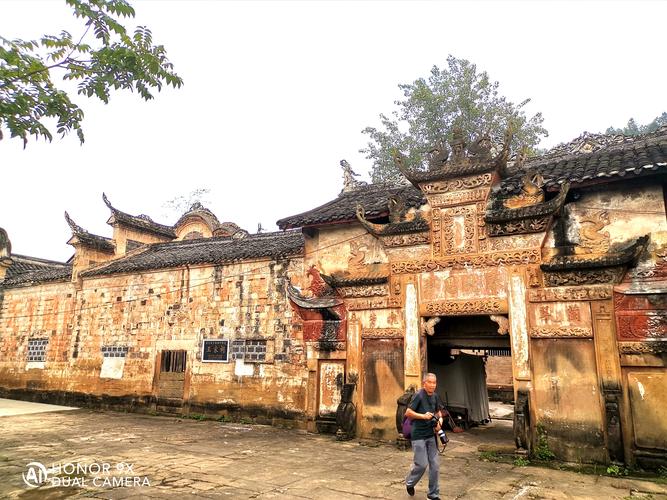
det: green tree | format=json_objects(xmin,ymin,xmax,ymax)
[
  {"xmin": 0, "ymin": 0, "xmax": 183, "ymax": 147},
  {"xmin": 605, "ymin": 112, "xmax": 667, "ymax": 136},
  {"xmin": 361, "ymin": 55, "xmax": 548, "ymax": 182}
]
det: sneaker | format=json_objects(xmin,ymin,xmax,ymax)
[{"xmin": 406, "ymin": 484, "xmax": 415, "ymax": 496}]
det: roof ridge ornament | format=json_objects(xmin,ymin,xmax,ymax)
[
  {"xmin": 340, "ymin": 159, "xmax": 367, "ymax": 193},
  {"xmin": 64, "ymin": 211, "xmax": 88, "ymax": 235}
]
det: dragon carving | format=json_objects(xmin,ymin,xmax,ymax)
[{"xmin": 575, "ymin": 211, "xmax": 611, "ymax": 254}]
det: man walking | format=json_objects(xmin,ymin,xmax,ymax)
[{"xmin": 405, "ymin": 373, "xmax": 441, "ymax": 499}]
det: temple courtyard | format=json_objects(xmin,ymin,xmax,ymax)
[{"xmin": 0, "ymin": 399, "xmax": 665, "ymax": 499}]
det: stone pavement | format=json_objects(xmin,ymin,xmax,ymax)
[{"xmin": 0, "ymin": 402, "xmax": 665, "ymax": 499}]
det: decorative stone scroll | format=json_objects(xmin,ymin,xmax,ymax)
[
  {"xmin": 381, "ymin": 233, "xmax": 430, "ymax": 247},
  {"xmin": 618, "ymin": 341, "xmax": 667, "ymax": 354},
  {"xmin": 420, "ymin": 298, "xmax": 507, "ymax": 316},
  {"xmin": 391, "ymin": 249, "xmax": 540, "ymax": 275},
  {"xmin": 528, "ymin": 286, "xmax": 612, "ymax": 302},
  {"xmin": 421, "ymin": 173, "xmax": 493, "ymax": 194},
  {"xmin": 361, "ymin": 328, "xmax": 403, "ymax": 338},
  {"xmin": 529, "ymin": 327, "xmax": 593, "ymax": 338},
  {"xmin": 428, "ymin": 189, "xmax": 487, "ymax": 208},
  {"xmin": 616, "ymin": 314, "xmax": 667, "ymax": 340},
  {"xmin": 338, "ymin": 285, "xmax": 388, "ymax": 298},
  {"xmin": 544, "ymin": 268, "xmax": 623, "ymax": 287},
  {"xmin": 486, "ymin": 217, "xmax": 550, "ymax": 236},
  {"xmin": 308, "ymin": 341, "xmax": 346, "ymax": 351},
  {"xmin": 346, "ymin": 297, "xmax": 402, "ymax": 311}
]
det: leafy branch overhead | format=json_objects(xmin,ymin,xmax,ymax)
[
  {"xmin": 0, "ymin": 0, "xmax": 183, "ymax": 146},
  {"xmin": 360, "ymin": 55, "xmax": 548, "ymax": 182}
]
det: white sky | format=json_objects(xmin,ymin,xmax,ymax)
[{"xmin": 1, "ymin": 0, "xmax": 666, "ymax": 262}]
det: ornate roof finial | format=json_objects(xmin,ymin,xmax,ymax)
[
  {"xmin": 427, "ymin": 139, "xmax": 449, "ymax": 171},
  {"xmin": 449, "ymin": 127, "xmax": 467, "ymax": 162},
  {"xmin": 340, "ymin": 159, "xmax": 367, "ymax": 193},
  {"xmin": 64, "ymin": 211, "xmax": 88, "ymax": 235},
  {"xmin": 102, "ymin": 192, "xmax": 115, "ymax": 212}
]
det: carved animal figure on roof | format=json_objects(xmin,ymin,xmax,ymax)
[
  {"xmin": 575, "ymin": 211, "xmax": 611, "ymax": 254},
  {"xmin": 467, "ymin": 134, "xmax": 493, "ymax": 162},
  {"xmin": 449, "ymin": 127, "xmax": 467, "ymax": 162},
  {"xmin": 340, "ymin": 159, "xmax": 367, "ymax": 193},
  {"xmin": 0, "ymin": 227, "xmax": 11, "ymax": 258},
  {"xmin": 502, "ymin": 172, "xmax": 545, "ymax": 209},
  {"xmin": 388, "ymin": 195, "xmax": 409, "ymax": 223},
  {"xmin": 306, "ymin": 265, "xmax": 334, "ymax": 297},
  {"xmin": 427, "ymin": 139, "xmax": 449, "ymax": 171}
]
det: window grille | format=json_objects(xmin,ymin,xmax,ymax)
[
  {"xmin": 160, "ymin": 350, "xmax": 186, "ymax": 372},
  {"xmin": 27, "ymin": 338, "xmax": 48, "ymax": 362},
  {"xmin": 231, "ymin": 339, "xmax": 267, "ymax": 362},
  {"xmin": 101, "ymin": 346, "xmax": 129, "ymax": 358}
]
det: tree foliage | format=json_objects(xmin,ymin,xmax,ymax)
[
  {"xmin": 0, "ymin": 0, "xmax": 183, "ymax": 147},
  {"xmin": 605, "ymin": 112, "xmax": 667, "ymax": 136},
  {"xmin": 360, "ymin": 55, "xmax": 548, "ymax": 182}
]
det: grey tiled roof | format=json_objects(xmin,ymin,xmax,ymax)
[
  {"xmin": 500, "ymin": 127, "xmax": 667, "ymax": 195},
  {"xmin": 80, "ymin": 230, "xmax": 304, "ymax": 277},
  {"xmin": 2, "ymin": 255, "xmax": 72, "ymax": 287},
  {"xmin": 103, "ymin": 193, "xmax": 176, "ymax": 238},
  {"xmin": 277, "ymin": 183, "xmax": 426, "ymax": 230}
]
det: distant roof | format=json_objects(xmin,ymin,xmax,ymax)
[
  {"xmin": 103, "ymin": 193, "xmax": 176, "ymax": 238},
  {"xmin": 80, "ymin": 230, "xmax": 304, "ymax": 277},
  {"xmin": 277, "ymin": 182, "xmax": 426, "ymax": 230},
  {"xmin": 2, "ymin": 254, "xmax": 72, "ymax": 287},
  {"xmin": 500, "ymin": 126, "xmax": 667, "ymax": 195}
]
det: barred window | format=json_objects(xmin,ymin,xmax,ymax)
[
  {"xmin": 27, "ymin": 339, "xmax": 48, "ymax": 362},
  {"xmin": 101, "ymin": 346, "xmax": 129, "ymax": 358},
  {"xmin": 231, "ymin": 339, "xmax": 267, "ymax": 362}
]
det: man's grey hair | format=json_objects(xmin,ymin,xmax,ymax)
[{"xmin": 422, "ymin": 372, "xmax": 437, "ymax": 383}]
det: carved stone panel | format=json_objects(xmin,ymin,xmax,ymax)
[
  {"xmin": 361, "ymin": 328, "xmax": 403, "ymax": 338},
  {"xmin": 616, "ymin": 314, "xmax": 667, "ymax": 341},
  {"xmin": 437, "ymin": 205, "xmax": 478, "ymax": 256},
  {"xmin": 428, "ymin": 189, "xmax": 487, "ymax": 208},
  {"xmin": 391, "ymin": 249, "xmax": 541, "ymax": 274},
  {"xmin": 421, "ymin": 173, "xmax": 493, "ymax": 194},
  {"xmin": 528, "ymin": 301, "xmax": 592, "ymax": 333},
  {"xmin": 345, "ymin": 297, "xmax": 402, "ymax": 311},
  {"xmin": 381, "ymin": 233, "xmax": 430, "ymax": 247},
  {"xmin": 338, "ymin": 285, "xmax": 388, "ymax": 298},
  {"xmin": 544, "ymin": 268, "xmax": 624, "ymax": 287},
  {"xmin": 420, "ymin": 298, "xmax": 508, "ymax": 316},
  {"xmin": 419, "ymin": 268, "xmax": 507, "ymax": 303},
  {"xmin": 528, "ymin": 286, "xmax": 612, "ymax": 302}
]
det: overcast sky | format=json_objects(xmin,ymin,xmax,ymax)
[{"xmin": 1, "ymin": 0, "xmax": 666, "ymax": 262}]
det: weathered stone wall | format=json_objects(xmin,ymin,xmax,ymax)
[{"xmin": 0, "ymin": 257, "xmax": 310, "ymax": 426}]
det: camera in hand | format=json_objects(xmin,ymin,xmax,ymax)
[{"xmin": 430, "ymin": 416, "xmax": 449, "ymax": 445}]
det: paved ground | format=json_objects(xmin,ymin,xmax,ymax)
[
  {"xmin": 0, "ymin": 400, "xmax": 665, "ymax": 499},
  {"xmin": 0, "ymin": 398, "xmax": 78, "ymax": 417}
]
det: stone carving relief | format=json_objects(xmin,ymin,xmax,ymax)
[
  {"xmin": 422, "ymin": 317, "xmax": 441, "ymax": 336},
  {"xmin": 429, "ymin": 189, "xmax": 487, "ymax": 208},
  {"xmin": 440, "ymin": 205, "xmax": 477, "ymax": 255},
  {"xmin": 528, "ymin": 286, "xmax": 612, "ymax": 302},
  {"xmin": 486, "ymin": 217, "xmax": 550, "ymax": 237},
  {"xmin": 525, "ymin": 266, "xmax": 542, "ymax": 288},
  {"xmin": 392, "ymin": 249, "xmax": 541, "ymax": 274},
  {"xmin": 361, "ymin": 328, "xmax": 403, "ymax": 338},
  {"xmin": 347, "ymin": 241, "xmax": 368, "ymax": 274},
  {"xmin": 421, "ymin": 173, "xmax": 494, "ymax": 194},
  {"xmin": 618, "ymin": 341, "xmax": 667, "ymax": 354},
  {"xmin": 422, "ymin": 298, "xmax": 507, "ymax": 316},
  {"xmin": 338, "ymin": 285, "xmax": 387, "ymax": 298},
  {"xmin": 340, "ymin": 160, "xmax": 367, "ymax": 193},
  {"xmin": 308, "ymin": 341, "xmax": 346, "ymax": 351},
  {"xmin": 490, "ymin": 315, "xmax": 509, "ymax": 335},
  {"xmin": 575, "ymin": 211, "xmax": 611, "ymax": 254},
  {"xmin": 529, "ymin": 327, "xmax": 593, "ymax": 338},
  {"xmin": 544, "ymin": 268, "xmax": 623, "ymax": 287},
  {"xmin": 381, "ymin": 233, "xmax": 430, "ymax": 247},
  {"xmin": 346, "ymin": 297, "xmax": 402, "ymax": 311},
  {"xmin": 481, "ymin": 233, "xmax": 544, "ymax": 252},
  {"xmin": 617, "ymin": 314, "xmax": 667, "ymax": 340},
  {"xmin": 503, "ymin": 172, "xmax": 545, "ymax": 209}
]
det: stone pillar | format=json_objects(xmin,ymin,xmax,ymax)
[
  {"xmin": 507, "ymin": 272, "xmax": 532, "ymax": 450},
  {"xmin": 591, "ymin": 299, "xmax": 625, "ymax": 463},
  {"xmin": 404, "ymin": 282, "xmax": 421, "ymax": 389},
  {"xmin": 346, "ymin": 313, "xmax": 362, "ymax": 432}
]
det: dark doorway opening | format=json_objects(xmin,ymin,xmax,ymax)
[{"xmin": 426, "ymin": 315, "xmax": 514, "ymax": 444}]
